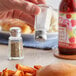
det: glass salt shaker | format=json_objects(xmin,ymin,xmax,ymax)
[
  {"xmin": 9, "ymin": 27, "xmax": 24, "ymax": 60},
  {"xmin": 35, "ymin": 4, "xmax": 52, "ymax": 42}
]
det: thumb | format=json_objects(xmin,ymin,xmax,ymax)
[{"xmin": 1, "ymin": 0, "xmax": 40, "ymax": 15}]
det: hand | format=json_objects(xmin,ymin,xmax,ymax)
[{"xmin": 0, "ymin": 0, "xmax": 46, "ymax": 27}]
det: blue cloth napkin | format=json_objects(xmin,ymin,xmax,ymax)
[{"xmin": 0, "ymin": 33, "xmax": 58, "ymax": 50}]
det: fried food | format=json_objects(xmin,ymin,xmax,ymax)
[
  {"xmin": 0, "ymin": 19, "xmax": 33, "ymax": 34},
  {"xmin": 0, "ymin": 64, "xmax": 42, "ymax": 76}
]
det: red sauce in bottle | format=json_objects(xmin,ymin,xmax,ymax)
[{"xmin": 58, "ymin": 0, "xmax": 76, "ymax": 55}]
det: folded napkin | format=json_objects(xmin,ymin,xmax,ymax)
[{"xmin": 0, "ymin": 33, "xmax": 58, "ymax": 50}]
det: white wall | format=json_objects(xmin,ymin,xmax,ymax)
[{"xmin": 46, "ymin": 0, "xmax": 61, "ymax": 9}]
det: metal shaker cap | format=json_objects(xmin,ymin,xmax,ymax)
[
  {"xmin": 35, "ymin": 30, "xmax": 47, "ymax": 42},
  {"xmin": 10, "ymin": 27, "xmax": 21, "ymax": 37}
]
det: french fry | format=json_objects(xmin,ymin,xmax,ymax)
[
  {"xmin": 0, "ymin": 64, "xmax": 42, "ymax": 76},
  {"xmin": 34, "ymin": 65, "xmax": 42, "ymax": 70},
  {"xmin": 13, "ymin": 70, "xmax": 24, "ymax": 76},
  {"xmin": 8, "ymin": 70, "xmax": 15, "ymax": 76},
  {"xmin": 16, "ymin": 64, "xmax": 35, "ymax": 73},
  {"xmin": 0, "ymin": 72, "xmax": 2, "ymax": 76},
  {"xmin": 2, "ymin": 68, "xmax": 8, "ymax": 76},
  {"xmin": 32, "ymin": 70, "xmax": 36, "ymax": 76},
  {"xmin": 2, "ymin": 68, "xmax": 15, "ymax": 76},
  {"xmin": 24, "ymin": 73, "xmax": 33, "ymax": 76}
]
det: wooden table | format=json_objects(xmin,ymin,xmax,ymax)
[{"xmin": 0, "ymin": 44, "xmax": 76, "ymax": 71}]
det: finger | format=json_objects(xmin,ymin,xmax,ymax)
[
  {"xmin": 0, "ymin": 12, "xmax": 8, "ymax": 19},
  {"xmin": 26, "ymin": 0, "xmax": 46, "ymax": 4},
  {"xmin": 13, "ymin": 10, "xmax": 34, "ymax": 27},
  {"xmin": 0, "ymin": 0, "xmax": 14, "ymax": 11},
  {"xmin": 25, "ymin": 0, "xmax": 38, "ymax": 4},
  {"xmin": 9, "ymin": 0, "xmax": 40, "ymax": 15},
  {"xmin": 18, "ymin": 11, "xmax": 34, "ymax": 27},
  {"xmin": 0, "ymin": 10, "xmax": 34, "ymax": 27},
  {"xmin": 38, "ymin": 0, "xmax": 46, "ymax": 4},
  {"xmin": 12, "ymin": 10, "xmax": 34, "ymax": 27},
  {"xmin": 0, "ymin": 10, "xmax": 17, "ymax": 19},
  {"xmin": 18, "ymin": 1, "xmax": 40, "ymax": 15},
  {"xmin": 6, "ymin": 10, "xmax": 14, "ymax": 18},
  {"xmin": 12, "ymin": 10, "xmax": 22, "ymax": 19}
]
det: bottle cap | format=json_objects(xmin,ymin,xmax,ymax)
[
  {"xmin": 35, "ymin": 30, "xmax": 47, "ymax": 42},
  {"xmin": 10, "ymin": 27, "xmax": 21, "ymax": 37}
]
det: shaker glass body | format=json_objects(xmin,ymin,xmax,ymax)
[{"xmin": 9, "ymin": 36, "xmax": 24, "ymax": 60}]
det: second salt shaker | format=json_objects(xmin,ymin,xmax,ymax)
[{"xmin": 9, "ymin": 27, "xmax": 24, "ymax": 60}]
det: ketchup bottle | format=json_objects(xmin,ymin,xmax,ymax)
[{"xmin": 58, "ymin": 0, "xmax": 76, "ymax": 55}]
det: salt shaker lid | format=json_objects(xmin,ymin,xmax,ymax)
[
  {"xmin": 10, "ymin": 27, "xmax": 21, "ymax": 37},
  {"xmin": 35, "ymin": 30, "xmax": 47, "ymax": 42}
]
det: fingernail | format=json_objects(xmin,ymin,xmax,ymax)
[{"xmin": 32, "ymin": 5, "xmax": 40, "ymax": 15}]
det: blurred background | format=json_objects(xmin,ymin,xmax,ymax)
[{"xmin": 46, "ymin": 0, "xmax": 61, "ymax": 10}]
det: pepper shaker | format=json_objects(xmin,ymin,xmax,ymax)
[{"xmin": 9, "ymin": 27, "xmax": 24, "ymax": 60}]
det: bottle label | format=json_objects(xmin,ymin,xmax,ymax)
[
  {"xmin": 72, "ymin": 0, "xmax": 76, "ymax": 8},
  {"xmin": 59, "ymin": 12, "xmax": 76, "ymax": 48}
]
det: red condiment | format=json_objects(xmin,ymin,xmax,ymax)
[{"xmin": 58, "ymin": 0, "xmax": 76, "ymax": 55}]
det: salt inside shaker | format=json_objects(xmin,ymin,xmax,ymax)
[{"xmin": 9, "ymin": 27, "xmax": 24, "ymax": 60}]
